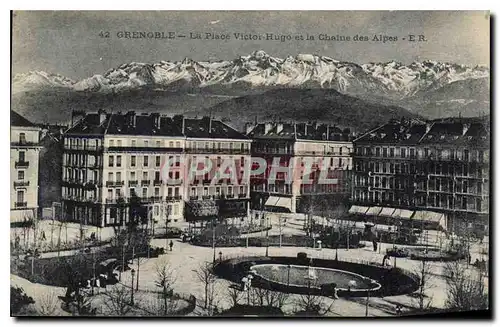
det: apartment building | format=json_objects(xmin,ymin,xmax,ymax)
[
  {"xmin": 183, "ymin": 117, "xmax": 252, "ymax": 222},
  {"xmin": 62, "ymin": 111, "xmax": 251, "ymax": 227},
  {"xmin": 351, "ymin": 117, "xmax": 490, "ymax": 235},
  {"xmin": 246, "ymin": 122, "xmax": 353, "ymax": 214},
  {"xmin": 11, "ymin": 111, "xmax": 42, "ymax": 224}
]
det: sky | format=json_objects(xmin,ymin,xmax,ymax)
[{"xmin": 12, "ymin": 11, "xmax": 490, "ymax": 80}]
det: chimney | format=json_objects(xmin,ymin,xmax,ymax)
[
  {"xmin": 264, "ymin": 123, "xmax": 273, "ymax": 134},
  {"xmin": 276, "ymin": 123, "xmax": 284, "ymax": 134},
  {"xmin": 425, "ymin": 123, "xmax": 432, "ymax": 134},
  {"xmin": 245, "ymin": 122, "xmax": 256, "ymax": 135},
  {"xmin": 326, "ymin": 125, "xmax": 330, "ymax": 140},
  {"xmin": 98, "ymin": 109, "xmax": 106, "ymax": 125},
  {"xmin": 463, "ymin": 123, "xmax": 471, "ymax": 136},
  {"xmin": 182, "ymin": 117, "xmax": 186, "ymax": 134},
  {"xmin": 126, "ymin": 111, "xmax": 136, "ymax": 128},
  {"xmin": 294, "ymin": 123, "xmax": 297, "ymax": 138},
  {"xmin": 209, "ymin": 117, "xmax": 212, "ymax": 134},
  {"xmin": 151, "ymin": 113, "xmax": 161, "ymax": 129},
  {"xmin": 304, "ymin": 123, "xmax": 308, "ymax": 136}
]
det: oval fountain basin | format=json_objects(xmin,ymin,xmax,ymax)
[{"xmin": 250, "ymin": 264, "xmax": 381, "ymax": 291}]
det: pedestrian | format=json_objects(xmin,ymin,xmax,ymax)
[
  {"xmin": 169, "ymin": 240, "xmax": 174, "ymax": 251},
  {"xmin": 95, "ymin": 277, "xmax": 100, "ymax": 294}
]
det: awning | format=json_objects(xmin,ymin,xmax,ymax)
[
  {"xmin": 412, "ymin": 210, "xmax": 446, "ymax": 230},
  {"xmin": 366, "ymin": 206, "xmax": 383, "ymax": 216},
  {"xmin": 379, "ymin": 207, "xmax": 396, "ymax": 217},
  {"xmin": 265, "ymin": 196, "xmax": 292, "ymax": 212},
  {"xmin": 348, "ymin": 205, "xmax": 369, "ymax": 215},
  {"xmin": 392, "ymin": 208, "xmax": 414, "ymax": 219}
]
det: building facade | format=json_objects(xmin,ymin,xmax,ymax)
[
  {"xmin": 247, "ymin": 122, "xmax": 353, "ymax": 214},
  {"xmin": 62, "ymin": 111, "xmax": 251, "ymax": 227},
  {"xmin": 11, "ymin": 111, "xmax": 42, "ymax": 224},
  {"xmin": 351, "ymin": 118, "xmax": 490, "ymax": 235}
]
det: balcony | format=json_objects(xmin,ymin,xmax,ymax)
[
  {"xmin": 141, "ymin": 180, "xmax": 151, "ymax": 186},
  {"xmin": 173, "ymin": 195, "xmax": 182, "ymax": 200},
  {"xmin": 238, "ymin": 193, "xmax": 247, "ymax": 198},
  {"xmin": 202, "ymin": 195, "xmax": 212, "ymax": 200},
  {"xmin": 189, "ymin": 195, "xmax": 199, "ymax": 201},
  {"xmin": 153, "ymin": 180, "xmax": 162, "ymax": 186},
  {"xmin": 150, "ymin": 196, "xmax": 162, "ymax": 202},
  {"xmin": 128, "ymin": 180, "xmax": 138, "ymax": 187},
  {"xmin": 14, "ymin": 201, "xmax": 27, "ymax": 208},
  {"xmin": 15, "ymin": 161, "xmax": 29, "ymax": 169},
  {"xmin": 14, "ymin": 181, "xmax": 30, "ymax": 187},
  {"xmin": 166, "ymin": 178, "xmax": 183, "ymax": 185},
  {"xmin": 226, "ymin": 194, "xmax": 234, "ymax": 199},
  {"xmin": 105, "ymin": 198, "xmax": 115, "ymax": 203}
]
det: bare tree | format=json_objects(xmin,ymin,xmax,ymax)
[
  {"xmin": 444, "ymin": 261, "xmax": 488, "ymax": 311},
  {"xmin": 227, "ymin": 286, "xmax": 244, "ymax": 308},
  {"xmin": 35, "ymin": 290, "xmax": 59, "ymax": 316},
  {"xmin": 102, "ymin": 284, "xmax": 133, "ymax": 316},
  {"xmin": 294, "ymin": 293, "xmax": 334, "ymax": 316},
  {"xmin": 154, "ymin": 262, "xmax": 177, "ymax": 316},
  {"xmin": 194, "ymin": 261, "xmax": 217, "ymax": 309},
  {"xmin": 412, "ymin": 259, "xmax": 434, "ymax": 311}
]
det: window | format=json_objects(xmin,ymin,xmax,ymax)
[
  {"xmin": 154, "ymin": 171, "xmax": 160, "ymax": 181},
  {"xmin": 174, "ymin": 187, "xmax": 180, "ymax": 197},
  {"xmin": 464, "ymin": 150, "xmax": 470, "ymax": 161},
  {"xmin": 173, "ymin": 204, "xmax": 179, "ymax": 215},
  {"xmin": 130, "ymin": 171, "xmax": 136, "ymax": 180},
  {"xmin": 142, "ymin": 188, "xmax": 148, "ymax": 198},
  {"xmin": 176, "ymin": 141, "xmax": 180, "ymax": 148},
  {"xmin": 401, "ymin": 148, "xmax": 407, "ymax": 158},
  {"xmin": 116, "ymin": 155, "xmax": 122, "ymax": 167},
  {"xmin": 169, "ymin": 141, "xmax": 174, "ymax": 147},
  {"xmin": 142, "ymin": 171, "xmax": 148, "ymax": 181},
  {"xmin": 389, "ymin": 148, "xmax": 395, "ymax": 157},
  {"xmin": 131, "ymin": 140, "xmax": 136, "ymax": 147},
  {"xmin": 143, "ymin": 156, "xmax": 149, "ymax": 167},
  {"xmin": 116, "ymin": 172, "xmax": 121, "ymax": 182},
  {"xmin": 131, "ymin": 156, "xmax": 136, "ymax": 167},
  {"xmin": 382, "ymin": 148, "xmax": 387, "ymax": 157},
  {"xmin": 375, "ymin": 147, "xmax": 381, "ymax": 157},
  {"xmin": 156, "ymin": 140, "xmax": 161, "ymax": 147},
  {"xmin": 117, "ymin": 140, "xmax": 122, "ymax": 147},
  {"xmin": 108, "ymin": 172, "xmax": 113, "ymax": 181},
  {"xmin": 228, "ymin": 186, "xmax": 233, "ymax": 195},
  {"xmin": 18, "ymin": 151, "xmax": 25, "ymax": 162},
  {"xmin": 154, "ymin": 187, "xmax": 160, "ymax": 197},
  {"xmin": 154, "ymin": 206, "xmax": 159, "ymax": 216},
  {"xmin": 129, "ymin": 188, "xmax": 135, "ymax": 197},
  {"xmin": 167, "ymin": 188, "xmax": 173, "ymax": 197},
  {"xmin": 109, "ymin": 155, "xmax": 114, "ymax": 167},
  {"xmin": 155, "ymin": 156, "xmax": 161, "ymax": 167},
  {"xmin": 144, "ymin": 140, "xmax": 149, "ymax": 147},
  {"xmin": 410, "ymin": 148, "xmax": 415, "ymax": 158},
  {"xmin": 116, "ymin": 189, "xmax": 122, "ymax": 198},
  {"xmin": 109, "ymin": 140, "xmax": 114, "ymax": 147},
  {"xmin": 19, "ymin": 133, "xmax": 26, "ymax": 144},
  {"xmin": 191, "ymin": 187, "xmax": 197, "ymax": 196},
  {"xmin": 16, "ymin": 190, "xmax": 24, "ymax": 203},
  {"xmin": 17, "ymin": 170, "xmax": 24, "ymax": 180},
  {"xmin": 107, "ymin": 189, "xmax": 113, "ymax": 199}
]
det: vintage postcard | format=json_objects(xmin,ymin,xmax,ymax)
[{"xmin": 10, "ymin": 11, "xmax": 490, "ymax": 318}]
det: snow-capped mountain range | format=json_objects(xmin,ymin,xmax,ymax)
[{"xmin": 13, "ymin": 50, "xmax": 489, "ymax": 100}]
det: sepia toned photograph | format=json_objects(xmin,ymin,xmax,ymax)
[{"xmin": 9, "ymin": 10, "xmax": 490, "ymax": 318}]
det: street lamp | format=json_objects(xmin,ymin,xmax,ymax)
[
  {"xmin": 265, "ymin": 216, "xmax": 270, "ymax": 257},
  {"xmin": 287, "ymin": 264, "xmax": 291, "ymax": 287},
  {"xmin": 130, "ymin": 269, "xmax": 136, "ymax": 305},
  {"xmin": 212, "ymin": 219, "xmax": 216, "ymax": 263},
  {"xmin": 219, "ymin": 251, "xmax": 223, "ymax": 262}
]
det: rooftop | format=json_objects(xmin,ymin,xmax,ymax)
[
  {"xmin": 355, "ymin": 117, "xmax": 489, "ymax": 147},
  {"xmin": 65, "ymin": 111, "xmax": 248, "ymax": 140},
  {"xmin": 11, "ymin": 110, "xmax": 37, "ymax": 128},
  {"xmin": 246, "ymin": 122, "xmax": 351, "ymax": 141}
]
